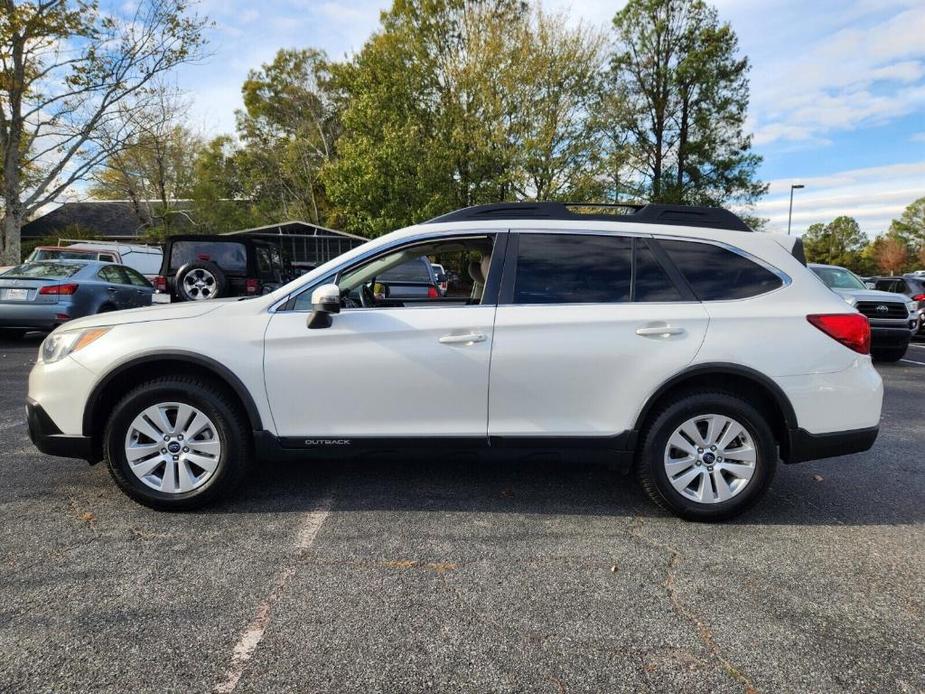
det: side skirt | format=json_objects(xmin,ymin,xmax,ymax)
[{"xmin": 254, "ymin": 431, "xmax": 637, "ymax": 465}]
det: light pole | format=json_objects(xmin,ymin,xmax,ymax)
[{"xmin": 787, "ymin": 184, "xmax": 805, "ymax": 235}]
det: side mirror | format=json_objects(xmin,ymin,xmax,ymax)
[{"xmin": 307, "ymin": 283, "xmax": 341, "ymax": 329}]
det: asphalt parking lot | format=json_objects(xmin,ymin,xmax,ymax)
[{"xmin": 0, "ymin": 335, "xmax": 923, "ymax": 693}]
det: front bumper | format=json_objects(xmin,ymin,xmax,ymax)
[
  {"xmin": 26, "ymin": 398, "xmax": 98, "ymax": 462},
  {"xmin": 785, "ymin": 425, "xmax": 879, "ymax": 463},
  {"xmin": 869, "ymin": 324, "xmax": 914, "ymax": 347}
]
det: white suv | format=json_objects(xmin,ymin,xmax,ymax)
[{"xmin": 26, "ymin": 203, "xmax": 883, "ymax": 521}]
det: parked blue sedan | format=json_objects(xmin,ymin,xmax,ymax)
[{"xmin": 0, "ymin": 260, "xmax": 154, "ymax": 338}]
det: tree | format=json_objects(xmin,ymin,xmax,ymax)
[
  {"xmin": 875, "ymin": 235, "xmax": 909, "ymax": 275},
  {"xmin": 509, "ymin": 11, "xmax": 607, "ymax": 201},
  {"xmin": 236, "ymin": 48, "xmax": 339, "ymax": 225},
  {"xmin": 323, "ymin": 1, "xmax": 608, "ymax": 236},
  {"xmin": 609, "ymin": 0, "xmax": 766, "ymax": 207},
  {"xmin": 89, "ymin": 85, "xmax": 202, "ymax": 234},
  {"xmin": 801, "ymin": 216, "xmax": 867, "ymax": 269},
  {"xmin": 189, "ymin": 135, "xmax": 262, "ymax": 233},
  {"xmin": 0, "ymin": 0, "xmax": 208, "ymax": 263},
  {"xmin": 887, "ymin": 196, "xmax": 925, "ymax": 252}
]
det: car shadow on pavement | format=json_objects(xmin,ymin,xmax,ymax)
[{"xmin": 207, "ymin": 449, "xmax": 924, "ymax": 527}]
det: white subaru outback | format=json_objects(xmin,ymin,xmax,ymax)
[{"xmin": 26, "ymin": 203, "xmax": 883, "ymax": 521}]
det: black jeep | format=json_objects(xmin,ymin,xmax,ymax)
[{"xmin": 154, "ymin": 235, "xmax": 294, "ymax": 302}]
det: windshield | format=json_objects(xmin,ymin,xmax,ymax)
[
  {"xmin": 811, "ymin": 266, "xmax": 866, "ymax": 290},
  {"xmin": 4, "ymin": 262, "xmax": 84, "ymax": 279}
]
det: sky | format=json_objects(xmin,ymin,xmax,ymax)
[{"xmin": 146, "ymin": 0, "xmax": 925, "ymax": 237}]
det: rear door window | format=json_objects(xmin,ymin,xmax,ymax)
[
  {"xmin": 123, "ymin": 267, "xmax": 152, "ymax": 287},
  {"xmin": 98, "ymin": 266, "xmax": 130, "ymax": 284},
  {"xmin": 658, "ymin": 239, "xmax": 783, "ymax": 300},
  {"xmin": 512, "ymin": 234, "xmax": 632, "ymax": 304},
  {"xmin": 634, "ymin": 241, "xmax": 683, "ymax": 302}
]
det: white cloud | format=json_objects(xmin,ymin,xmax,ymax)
[
  {"xmin": 750, "ymin": 3, "xmax": 925, "ymax": 145},
  {"xmin": 753, "ymin": 161, "xmax": 925, "ymax": 236}
]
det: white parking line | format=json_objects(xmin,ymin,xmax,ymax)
[
  {"xmin": 214, "ymin": 497, "xmax": 333, "ymax": 693},
  {"xmin": 900, "ymin": 359, "xmax": 925, "ymax": 367}
]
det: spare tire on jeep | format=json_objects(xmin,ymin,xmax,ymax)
[{"xmin": 176, "ymin": 261, "xmax": 227, "ymax": 301}]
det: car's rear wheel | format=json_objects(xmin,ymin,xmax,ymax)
[
  {"xmin": 636, "ymin": 392, "xmax": 776, "ymax": 521},
  {"xmin": 104, "ymin": 377, "xmax": 252, "ymax": 510},
  {"xmin": 871, "ymin": 346, "xmax": 907, "ymax": 362}
]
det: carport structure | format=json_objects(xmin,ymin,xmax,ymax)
[{"xmin": 222, "ymin": 221, "xmax": 368, "ymax": 271}]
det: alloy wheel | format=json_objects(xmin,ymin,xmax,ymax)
[
  {"xmin": 182, "ymin": 268, "xmax": 217, "ymax": 300},
  {"xmin": 663, "ymin": 413, "xmax": 757, "ymax": 504},
  {"xmin": 124, "ymin": 402, "xmax": 222, "ymax": 494}
]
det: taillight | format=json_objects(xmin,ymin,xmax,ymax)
[
  {"xmin": 245, "ymin": 278, "xmax": 261, "ymax": 295},
  {"xmin": 153, "ymin": 275, "xmax": 167, "ymax": 292},
  {"xmin": 912, "ymin": 293, "xmax": 925, "ymax": 302},
  {"xmin": 807, "ymin": 314, "xmax": 870, "ymax": 355},
  {"xmin": 427, "ymin": 285, "xmax": 439, "ymax": 298},
  {"xmin": 39, "ymin": 283, "xmax": 79, "ymax": 295}
]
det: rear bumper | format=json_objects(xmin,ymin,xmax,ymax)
[
  {"xmin": 26, "ymin": 398, "xmax": 98, "ymax": 462},
  {"xmin": 0, "ymin": 302, "xmax": 72, "ymax": 330},
  {"xmin": 785, "ymin": 425, "xmax": 879, "ymax": 464}
]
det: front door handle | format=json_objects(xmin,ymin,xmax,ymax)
[
  {"xmin": 106, "ymin": 287, "xmax": 118, "ymax": 293},
  {"xmin": 635, "ymin": 325, "xmax": 685, "ymax": 337},
  {"xmin": 439, "ymin": 333, "xmax": 487, "ymax": 345}
]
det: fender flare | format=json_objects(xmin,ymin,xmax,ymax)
[
  {"xmin": 82, "ymin": 350, "xmax": 264, "ymax": 436},
  {"xmin": 631, "ymin": 362, "xmax": 798, "ymax": 440}
]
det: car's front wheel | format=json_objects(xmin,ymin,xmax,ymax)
[
  {"xmin": 104, "ymin": 377, "xmax": 252, "ymax": 511},
  {"xmin": 636, "ymin": 392, "xmax": 777, "ymax": 522}
]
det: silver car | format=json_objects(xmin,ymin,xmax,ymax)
[
  {"xmin": 0, "ymin": 260, "xmax": 154, "ymax": 338},
  {"xmin": 809, "ymin": 263, "xmax": 916, "ymax": 362}
]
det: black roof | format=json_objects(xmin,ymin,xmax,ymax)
[
  {"xmin": 424, "ymin": 202, "xmax": 752, "ymax": 232},
  {"xmin": 21, "ymin": 201, "xmax": 195, "ymax": 239}
]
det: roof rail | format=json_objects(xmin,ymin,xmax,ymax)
[{"xmin": 423, "ymin": 201, "xmax": 752, "ymax": 232}]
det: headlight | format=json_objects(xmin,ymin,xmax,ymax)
[
  {"xmin": 907, "ymin": 301, "xmax": 916, "ymax": 314},
  {"xmin": 40, "ymin": 327, "xmax": 111, "ymax": 364},
  {"xmin": 842, "ymin": 295, "xmax": 857, "ymax": 307}
]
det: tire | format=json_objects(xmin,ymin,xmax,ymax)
[
  {"xmin": 175, "ymin": 261, "xmax": 227, "ymax": 301},
  {"xmin": 871, "ymin": 346, "xmax": 907, "ymax": 362},
  {"xmin": 97, "ymin": 303, "xmax": 116, "ymax": 313},
  {"xmin": 104, "ymin": 376, "xmax": 252, "ymax": 511},
  {"xmin": 635, "ymin": 391, "xmax": 777, "ymax": 522}
]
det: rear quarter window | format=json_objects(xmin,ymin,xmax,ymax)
[{"xmin": 658, "ymin": 239, "xmax": 783, "ymax": 300}]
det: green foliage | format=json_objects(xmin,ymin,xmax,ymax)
[
  {"xmin": 20, "ymin": 223, "xmax": 101, "ymax": 258},
  {"xmin": 1, "ymin": 0, "xmax": 208, "ymax": 263},
  {"xmin": 887, "ymin": 197, "xmax": 925, "ymax": 250},
  {"xmin": 188, "ymin": 136, "xmax": 265, "ymax": 233},
  {"xmin": 609, "ymin": 0, "xmax": 766, "ymax": 207},
  {"xmin": 802, "ymin": 216, "xmax": 867, "ymax": 269},
  {"xmin": 322, "ymin": 1, "xmax": 609, "ymax": 236},
  {"xmin": 236, "ymin": 49, "xmax": 339, "ymax": 225}
]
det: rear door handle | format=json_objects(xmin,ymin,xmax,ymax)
[
  {"xmin": 439, "ymin": 333, "xmax": 487, "ymax": 345},
  {"xmin": 106, "ymin": 287, "xmax": 118, "ymax": 293},
  {"xmin": 635, "ymin": 325, "xmax": 685, "ymax": 337}
]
